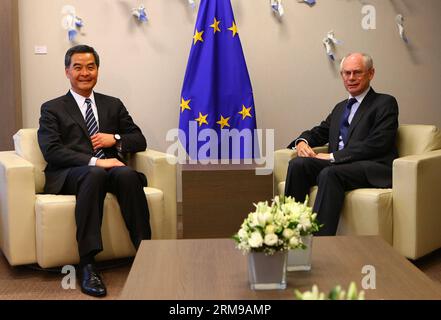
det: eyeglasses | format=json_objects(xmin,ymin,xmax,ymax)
[{"xmin": 341, "ymin": 70, "xmax": 367, "ymax": 79}]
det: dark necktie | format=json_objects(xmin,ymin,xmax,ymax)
[
  {"xmin": 339, "ymin": 98, "xmax": 358, "ymax": 147},
  {"xmin": 85, "ymin": 98, "xmax": 105, "ymax": 159}
]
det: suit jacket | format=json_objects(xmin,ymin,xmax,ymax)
[
  {"xmin": 287, "ymin": 88, "xmax": 399, "ymax": 188},
  {"xmin": 38, "ymin": 91, "xmax": 147, "ymax": 194}
]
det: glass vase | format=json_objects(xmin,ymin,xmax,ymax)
[
  {"xmin": 287, "ymin": 235, "xmax": 313, "ymax": 271},
  {"xmin": 248, "ymin": 250, "xmax": 287, "ymax": 290}
]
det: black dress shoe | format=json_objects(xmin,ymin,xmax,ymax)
[{"xmin": 79, "ymin": 263, "xmax": 107, "ymax": 297}]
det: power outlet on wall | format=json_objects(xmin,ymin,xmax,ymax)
[{"xmin": 34, "ymin": 46, "xmax": 48, "ymax": 55}]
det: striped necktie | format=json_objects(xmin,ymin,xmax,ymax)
[{"xmin": 85, "ymin": 98, "xmax": 105, "ymax": 159}]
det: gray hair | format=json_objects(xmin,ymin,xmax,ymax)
[{"xmin": 340, "ymin": 53, "xmax": 373, "ymax": 71}]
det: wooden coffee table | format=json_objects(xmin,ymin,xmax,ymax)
[{"xmin": 120, "ymin": 236, "xmax": 441, "ymax": 300}]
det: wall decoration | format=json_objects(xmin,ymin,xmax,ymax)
[
  {"xmin": 395, "ymin": 14, "xmax": 409, "ymax": 44},
  {"xmin": 297, "ymin": 0, "xmax": 316, "ymax": 6},
  {"xmin": 271, "ymin": 0, "xmax": 284, "ymax": 18},
  {"xmin": 322, "ymin": 31, "xmax": 341, "ymax": 61},
  {"xmin": 132, "ymin": 5, "xmax": 148, "ymax": 23},
  {"xmin": 188, "ymin": 0, "xmax": 196, "ymax": 9},
  {"xmin": 61, "ymin": 5, "xmax": 84, "ymax": 42}
]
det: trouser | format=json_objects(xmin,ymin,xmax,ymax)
[
  {"xmin": 61, "ymin": 166, "xmax": 151, "ymax": 258},
  {"xmin": 284, "ymin": 157, "xmax": 373, "ymax": 236}
]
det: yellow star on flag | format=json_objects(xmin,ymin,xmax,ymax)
[
  {"xmin": 193, "ymin": 29, "xmax": 204, "ymax": 45},
  {"xmin": 180, "ymin": 98, "xmax": 191, "ymax": 113},
  {"xmin": 238, "ymin": 105, "xmax": 252, "ymax": 120},
  {"xmin": 217, "ymin": 115, "xmax": 231, "ymax": 129},
  {"xmin": 228, "ymin": 22, "xmax": 238, "ymax": 37},
  {"xmin": 195, "ymin": 112, "xmax": 208, "ymax": 127},
  {"xmin": 210, "ymin": 18, "xmax": 221, "ymax": 34}
]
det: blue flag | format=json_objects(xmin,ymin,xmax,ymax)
[{"xmin": 179, "ymin": 0, "xmax": 258, "ymax": 160}]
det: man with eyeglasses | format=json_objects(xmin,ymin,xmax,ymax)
[{"xmin": 284, "ymin": 52, "xmax": 399, "ymax": 236}]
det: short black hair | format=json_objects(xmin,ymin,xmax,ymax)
[{"xmin": 64, "ymin": 45, "xmax": 100, "ymax": 68}]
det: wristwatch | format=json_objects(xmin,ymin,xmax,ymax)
[{"xmin": 114, "ymin": 134, "xmax": 122, "ymax": 152}]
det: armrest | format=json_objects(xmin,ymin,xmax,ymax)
[
  {"xmin": 312, "ymin": 146, "xmax": 329, "ymax": 154},
  {"xmin": 0, "ymin": 151, "xmax": 37, "ymax": 265},
  {"xmin": 274, "ymin": 149, "xmax": 297, "ymax": 195},
  {"xmin": 131, "ymin": 150, "xmax": 177, "ymax": 239},
  {"xmin": 392, "ymin": 149, "xmax": 441, "ymax": 259},
  {"xmin": 273, "ymin": 146, "xmax": 328, "ymax": 195}
]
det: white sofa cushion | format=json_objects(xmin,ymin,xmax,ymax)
[
  {"xmin": 35, "ymin": 187, "xmax": 163, "ymax": 268},
  {"xmin": 308, "ymin": 187, "xmax": 393, "ymax": 245},
  {"xmin": 279, "ymin": 182, "xmax": 393, "ymax": 245},
  {"xmin": 396, "ymin": 124, "xmax": 441, "ymax": 157}
]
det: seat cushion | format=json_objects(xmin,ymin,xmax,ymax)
[
  {"xmin": 279, "ymin": 182, "xmax": 393, "ymax": 244},
  {"xmin": 309, "ymin": 187, "xmax": 393, "ymax": 244},
  {"xmin": 35, "ymin": 187, "xmax": 163, "ymax": 268}
]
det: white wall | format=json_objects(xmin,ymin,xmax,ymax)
[{"xmin": 19, "ymin": 0, "xmax": 441, "ymax": 152}]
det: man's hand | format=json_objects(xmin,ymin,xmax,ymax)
[
  {"xmin": 315, "ymin": 153, "xmax": 332, "ymax": 161},
  {"xmin": 96, "ymin": 158, "xmax": 125, "ymax": 168},
  {"xmin": 91, "ymin": 133, "xmax": 116, "ymax": 150},
  {"xmin": 296, "ymin": 141, "xmax": 317, "ymax": 158}
]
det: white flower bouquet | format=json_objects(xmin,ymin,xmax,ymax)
[
  {"xmin": 295, "ymin": 282, "xmax": 365, "ymax": 300},
  {"xmin": 233, "ymin": 196, "xmax": 321, "ymax": 255},
  {"xmin": 273, "ymin": 195, "xmax": 321, "ymax": 237}
]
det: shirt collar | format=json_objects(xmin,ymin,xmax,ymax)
[
  {"xmin": 349, "ymin": 86, "xmax": 371, "ymax": 104},
  {"xmin": 70, "ymin": 89, "xmax": 96, "ymax": 108}
]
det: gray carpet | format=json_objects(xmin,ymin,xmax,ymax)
[{"xmin": 0, "ymin": 253, "xmax": 132, "ymax": 300}]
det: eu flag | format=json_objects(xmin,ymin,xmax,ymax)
[{"xmin": 179, "ymin": 0, "xmax": 258, "ymax": 161}]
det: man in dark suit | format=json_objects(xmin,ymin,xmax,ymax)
[
  {"xmin": 38, "ymin": 45, "xmax": 151, "ymax": 297},
  {"xmin": 285, "ymin": 53, "xmax": 399, "ymax": 236}
]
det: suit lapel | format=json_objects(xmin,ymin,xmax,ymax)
[
  {"xmin": 347, "ymin": 88, "xmax": 377, "ymax": 142},
  {"xmin": 63, "ymin": 91, "xmax": 89, "ymax": 138}
]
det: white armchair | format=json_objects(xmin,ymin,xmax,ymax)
[
  {"xmin": 0, "ymin": 129, "xmax": 177, "ymax": 268},
  {"xmin": 274, "ymin": 125, "xmax": 441, "ymax": 260}
]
